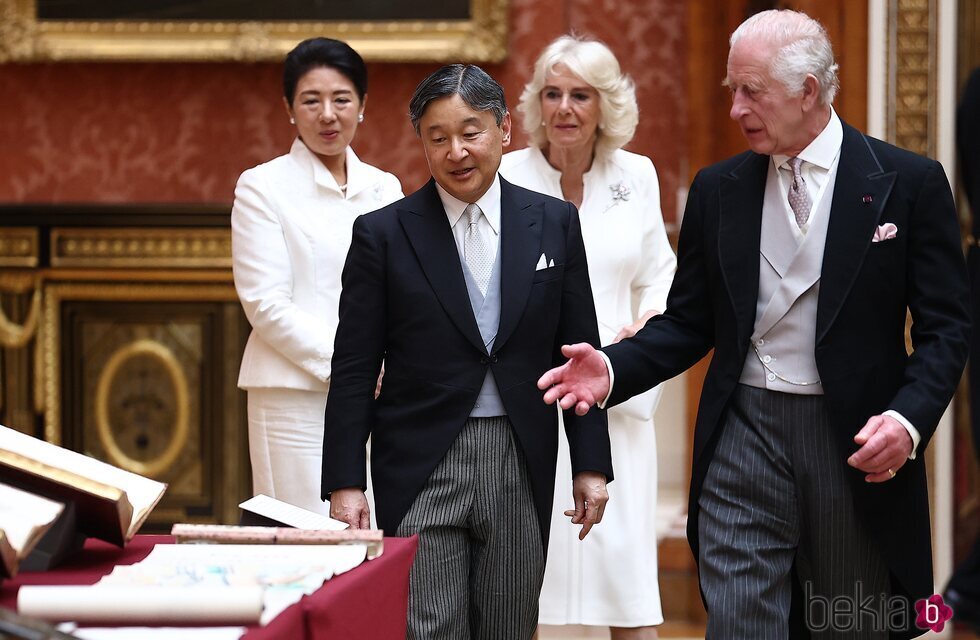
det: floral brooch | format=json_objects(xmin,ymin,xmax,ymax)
[{"xmin": 605, "ymin": 181, "xmax": 631, "ymax": 212}]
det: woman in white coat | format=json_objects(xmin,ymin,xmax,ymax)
[
  {"xmin": 500, "ymin": 36, "xmax": 676, "ymax": 639},
  {"xmin": 232, "ymin": 38, "xmax": 402, "ymax": 515}
]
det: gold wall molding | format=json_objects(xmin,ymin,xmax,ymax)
[
  {"xmin": 0, "ymin": 206, "xmax": 251, "ymax": 528},
  {"xmin": 0, "ymin": 0, "xmax": 508, "ymax": 63},
  {"xmin": 887, "ymin": 0, "xmax": 937, "ymax": 157},
  {"xmin": 94, "ymin": 338, "xmax": 190, "ymax": 478},
  {"xmin": 41, "ymin": 281, "xmax": 236, "ymax": 444},
  {"xmin": 51, "ymin": 228, "xmax": 231, "ymax": 269},
  {"xmin": 0, "ymin": 228, "xmax": 39, "ymax": 268},
  {"xmin": 0, "ymin": 287, "xmax": 39, "ymax": 349},
  {"xmin": 0, "ymin": 0, "xmax": 35, "ymax": 61}
]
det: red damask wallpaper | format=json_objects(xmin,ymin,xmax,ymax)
[{"xmin": 0, "ymin": 0, "xmax": 686, "ymax": 221}]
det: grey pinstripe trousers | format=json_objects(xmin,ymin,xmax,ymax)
[
  {"xmin": 698, "ymin": 385, "xmax": 891, "ymax": 639},
  {"xmin": 395, "ymin": 416, "xmax": 544, "ymax": 640}
]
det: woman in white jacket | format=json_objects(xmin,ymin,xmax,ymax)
[
  {"xmin": 500, "ymin": 36, "xmax": 676, "ymax": 638},
  {"xmin": 232, "ymin": 38, "xmax": 402, "ymax": 515}
]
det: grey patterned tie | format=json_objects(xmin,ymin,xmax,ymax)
[
  {"xmin": 464, "ymin": 203, "xmax": 492, "ymax": 296},
  {"xmin": 787, "ymin": 156, "xmax": 813, "ymax": 230}
]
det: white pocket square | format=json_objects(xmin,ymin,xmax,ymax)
[
  {"xmin": 535, "ymin": 253, "xmax": 548, "ymax": 271},
  {"xmin": 872, "ymin": 223, "xmax": 898, "ymax": 243}
]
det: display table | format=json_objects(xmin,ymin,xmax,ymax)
[{"xmin": 0, "ymin": 534, "xmax": 417, "ymax": 640}]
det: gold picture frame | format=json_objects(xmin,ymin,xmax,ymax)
[{"xmin": 0, "ymin": 0, "xmax": 509, "ymax": 63}]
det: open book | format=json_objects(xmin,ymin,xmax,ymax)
[
  {"xmin": 0, "ymin": 482, "xmax": 65, "ymax": 578},
  {"xmin": 0, "ymin": 424, "xmax": 167, "ymax": 547}
]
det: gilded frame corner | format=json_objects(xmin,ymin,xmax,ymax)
[{"xmin": 0, "ymin": 0, "xmax": 509, "ymax": 63}]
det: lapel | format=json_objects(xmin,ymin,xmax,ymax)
[
  {"xmin": 493, "ymin": 178, "xmax": 543, "ymax": 353},
  {"xmin": 281, "ymin": 139, "xmax": 332, "ymax": 239},
  {"xmin": 815, "ymin": 123, "xmax": 896, "ymax": 343},
  {"xmin": 718, "ymin": 152, "xmax": 767, "ymax": 350},
  {"xmin": 397, "ymin": 180, "xmax": 486, "ymax": 353}
]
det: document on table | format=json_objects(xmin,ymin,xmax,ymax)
[
  {"xmin": 102, "ymin": 544, "xmax": 368, "ymax": 624},
  {"xmin": 22, "ymin": 543, "xmax": 369, "ymax": 626}
]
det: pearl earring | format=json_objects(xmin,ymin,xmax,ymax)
[
  {"xmin": 289, "ymin": 117, "xmax": 295, "ymax": 125},
  {"xmin": 358, "ymin": 114, "xmax": 364, "ymax": 123}
]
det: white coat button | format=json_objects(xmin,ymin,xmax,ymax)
[
  {"xmin": 756, "ymin": 339, "xmax": 765, "ymax": 347},
  {"xmin": 767, "ymin": 373, "xmax": 776, "ymax": 382},
  {"xmin": 762, "ymin": 355, "xmax": 772, "ymax": 364}
]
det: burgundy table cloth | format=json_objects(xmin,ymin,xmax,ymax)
[{"xmin": 0, "ymin": 534, "xmax": 417, "ymax": 639}]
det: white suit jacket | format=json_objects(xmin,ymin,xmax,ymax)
[
  {"xmin": 232, "ymin": 138, "xmax": 403, "ymax": 391},
  {"xmin": 500, "ymin": 147, "xmax": 676, "ymax": 419}
]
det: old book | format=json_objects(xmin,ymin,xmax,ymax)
[
  {"xmin": 171, "ymin": 523, "xmax": 384, "ymax": 559},
  {"xmin": 0, "ymin": 424, "xmax": 167, "ymax": 547},
  {"xmin": 0, "ymin": 483, "xmax": 65, "ymax": 579}
]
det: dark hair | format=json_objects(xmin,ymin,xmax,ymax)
[
  {"xmin": 283, "ymin": 38, "xmax": 367, "ymax": 105},
  {"xmin": 408, "ymin": 64, "xmax": 507, "ymax": 134}
]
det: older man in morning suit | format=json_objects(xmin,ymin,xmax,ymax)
[
  {"xmin": 321, "ymin": 64, "xmax": 612, "ymax": 639},
  {"xmin": 538, "ymin": 10, "xmax": 969, "ymax": 639}
]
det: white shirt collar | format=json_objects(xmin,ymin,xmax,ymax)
[
  {"xmin": 772, "ymin": 107, "xmax": 843, "ymax": 172},
  {"xmin": 435, "ymin": 174, "xmax": 502, "ymax": 235}
]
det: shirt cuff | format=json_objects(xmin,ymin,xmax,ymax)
[
  {"xmin": 595, "ymin": 350, "xmax": 614, "ymax": 409},
  {"xmin": 883, "ymin": 410, "xmax": 921, "ymax": 460}
]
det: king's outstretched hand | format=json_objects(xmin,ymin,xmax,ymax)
[{"xmin": 537, "ymin": 343, "xmax": 611, "ymax": 416}]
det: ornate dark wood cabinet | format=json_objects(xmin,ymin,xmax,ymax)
[{"xmin": 0, "ymin": 206, "xmax": 251, "ymax": 529}]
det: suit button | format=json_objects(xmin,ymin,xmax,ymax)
[
  {"xmin": 490, "ymin": 355, "xmax": 498, "ymax": 364},
  {"xmin": 762, "ymin": 355, "xmax": 772, "ymax": 364},
  {"xmin": 480, "ymin": 357, "xmax": 489, "ymax": 365},
  {"xmin": 756, "ymin": 339, "xmax": 765, "ymax": 347},
  {"xmin": 767, "ymin": 373, "xmax": 776, "ymax": 382}
]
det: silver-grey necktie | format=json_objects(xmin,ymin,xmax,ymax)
[
  {"xmin": 787, "ymin": 156, "xmax": 813, "ymax": 230},
  {"xmin": 463, "ymin": 202, "xmax": 492, "ymax": 296}
]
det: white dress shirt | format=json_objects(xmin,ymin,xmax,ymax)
[
  {"xmin": 436, "ymin": 175, "xmax": 502, "ymax": 262},
  {"xmin": 772, "ymin": 108, "xmax": 842, "ymax": 237}
]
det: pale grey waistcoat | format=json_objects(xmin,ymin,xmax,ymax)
[
  {"xmin": 738, "ymin": 160, "xmax": 838, "ymax": 395},
  {"xmin": 462, "ymin": 242, "xmax": 507, "ymax": 416}
]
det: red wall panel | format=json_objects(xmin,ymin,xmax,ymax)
[{"xmin": 0, "ymin": 0, "xmax": 685, "ymax": 221}]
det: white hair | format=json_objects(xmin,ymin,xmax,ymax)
[
  {"xmin": 730, "ymin": 9, "xmax": 839, "ymax": 105},
  {"xmin": 517, "ymin": 35, "xmax": 638, "ymax": 157}
]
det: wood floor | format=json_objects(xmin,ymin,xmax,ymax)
[{"xmin": 539, "ymin": 622, "xmax": 705, "ymax": 639}]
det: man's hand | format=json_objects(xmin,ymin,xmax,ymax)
[
  {"xmin": 537, "ymin": 343, "xmax": 611, "ymax": 416},
  {"xmin": 847, "ymin": 414, "xmax": 914, "ymax": 483},
  {"xmin": 565, "ymin": 471, "xmax": 608, "ymax": 540},
  {"xmin": 330, "ymin": 487, "xmax": 371, "ymax": 529}
]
